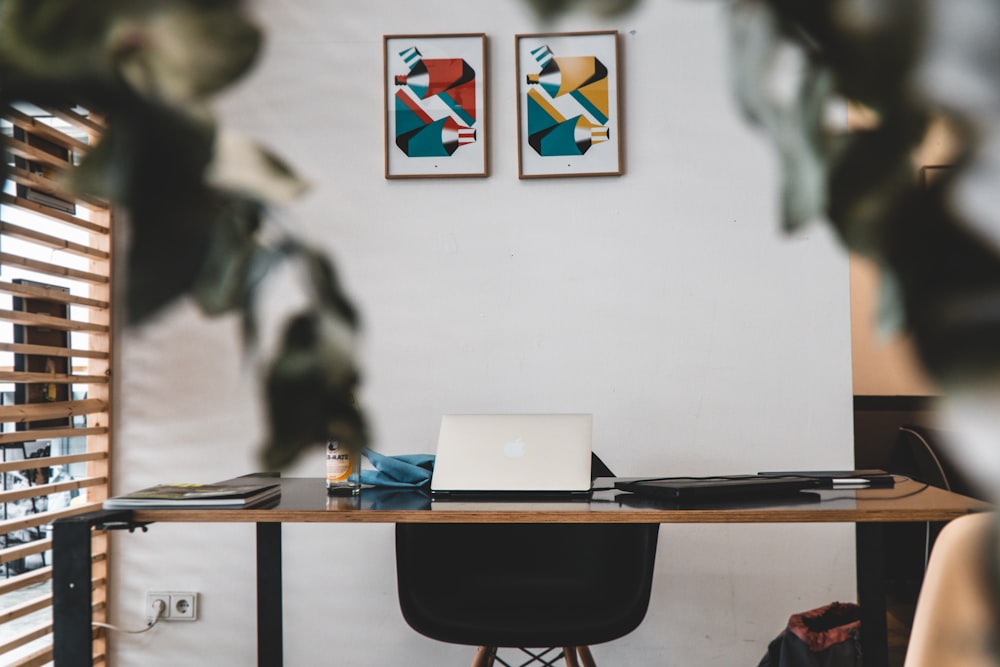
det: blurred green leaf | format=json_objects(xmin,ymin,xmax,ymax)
[
  {"xmin": 0, "ymin": 0, "xmax": 361, "ymax": 468},
  {"xmin": 521, "ymin": 0, "xmax": 640, "ymax": 21},
  {"xmin": 261, "ymin": 251, "xmax": 366, "ymax": 469}
]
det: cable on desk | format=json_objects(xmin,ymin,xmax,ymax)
[
  {"xmin": 92, "ymin": 599, "xmax": 165, "ymax": 635},
  {"xmin": 898, "ymin": 426, "xmax": 952, "ymax": 491},
  {"xmin": 872, "ymin": 477, "xmax": 931, "ymax": 500},
  {"xmin": 815, "ymin": 475, "xmax": 931, "ymax": 502}
]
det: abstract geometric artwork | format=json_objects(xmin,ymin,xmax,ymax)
[
  {"xmin": 516, "ymin": 31, "xmax": 622, "ymax": 178},
  {"xmin": 384, "ymin": 34, "xmax": 487, "ymax": 178}
]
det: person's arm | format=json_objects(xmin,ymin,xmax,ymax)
[{"xmin": 905, "ymin": 512, "xmax": 997, "ymax": 667}]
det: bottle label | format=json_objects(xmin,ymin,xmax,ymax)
[{"xmin": 326, "ymin": 441, "xmax": 356, "ymax": 485}]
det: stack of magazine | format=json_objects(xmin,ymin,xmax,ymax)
[{"xmin": 102, "ymin": 480, "xmax": 281, "ymax": 510}]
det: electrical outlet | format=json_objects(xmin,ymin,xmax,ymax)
[
  {"xmin": 146, "ymin": 592, "xmax": 170, "ymax": 623},
  {"xmin": 170, "ymin": 593, "xmax": 198, "ymax": 620},
  {"xmin": 146, "ymin": 591, "xmax": 199, "ymax": 622}
]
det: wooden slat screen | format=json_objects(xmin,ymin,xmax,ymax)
[{"xmin": 0, "ymin": 103, "xmax": 112, "ymax": 665}]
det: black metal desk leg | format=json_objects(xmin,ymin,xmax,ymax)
[
  {"xmin": 857, "ymin": 523, "xmax": 889, "ymax": 667},
  {"xmin": 257, "ymin": 522, "xmax": 283, "ymax": 667},
  {"xmin": 52, "ymin": 516, "xmax": 94, "ymax": 667},
  {"xmin": 53, "ymin": 510, "xmax": 142, "ymax": 667}
]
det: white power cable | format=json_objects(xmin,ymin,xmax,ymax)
[{"xmin": 92, "ymin": 599, "xmax": 166, "ymax": 635}]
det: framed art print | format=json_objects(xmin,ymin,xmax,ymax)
[
  {"xmin": 384, "ymin": 33, "xmax": 487, "ymax": 179},
  {"xmin": 515, "ymin": 30, "xmax": 622, "ymax": 179}
]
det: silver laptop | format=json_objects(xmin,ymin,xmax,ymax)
[{"xmin": 430, "ymin": 414, "xmax": 593, "ymax": 497}]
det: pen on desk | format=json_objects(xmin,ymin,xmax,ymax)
[{"xmin": 831, "ymin": 475, "xmax": 896, "ymax": 489}]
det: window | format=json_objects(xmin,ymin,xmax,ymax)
[{"xmin": 0, "ymin": 104, "xmax": 112, "ymax": 666}]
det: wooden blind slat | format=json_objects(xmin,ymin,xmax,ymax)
[
  {"xmin": 0, "ymin": 426, "xmax": 107, "ymax": 447},
  {"xmin": 0, "ymin": 621, "xmax": 50, "ymax": 656},
  {"xmin": 0, "ymin": 502, "xmax": 100, "ymax": 534},
  {"xmin": 0, "ymin": 476, "xmax": 104, "ymax": 505},
  {"xmin": 0, "ymin": 562, "xmax": 101, "ymax": 598},
  {"xmin": 38, "ymin": 105, "xmax": 104, "ymax": 139},
  {"xmin": 0, "ymin": 342, "xmax": 108, "ymax": 361},
  {"xmin": 0, "ymin": 309, "xmax": 107, "ymax": 334},
  {"xmin": 0, "ymin": 194, "xmax": 108, "ymax": 235},
  {"xmin": 0, "ymin": 566, "xmax": 50, "ymax": 596},
  {"xmin": 3, "ymin": 106, "xmax": 90, "ymax": 153},
  {"xmin": 0, "ymin": 371, "xmax": 107, "ymax": 384},
  {"xmin": 0, "ymin": 592, "xmax": 51, "ymax": 625},
  {"xmin": 0, "ymin": 280, "xmax": 108, "ymax": 310},
  {"xmin": 5, "ymin": 135, "xmax": 72, "ymax": 170},
  {"xmin": 6, "ymin": 166, "xmax": 108, "ymax": 210},
  {"xmin": 0, "ymin": 398, "xmax": 108, "ymax": 424},
  {"xmin": 0, "ymin": 220, "xmax": 110, "ymax": 260},
  {"xmin": 0, "ymin": 254, "xmax": 109, "ymax": 286},
  {"xmin": 0, "ymin": 539, "xmax": 50, "ymax": 566},
  {"xmin": 0, "ymin": 452, "xmax": 106, "ymax": 475},
  {"xmin": 7, "ymin": 646, "xmax": 52, "ymax": 667},
  {"xmin": 0, "ymin": 553, "xmax": 104, "ymax": 590},
  {"xmin": 0, "ymin": 577, "xmax": 106, "ymax": 619}
]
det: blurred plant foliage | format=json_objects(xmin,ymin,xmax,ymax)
[
  {"xmin": 526, "ymin": 0, "xmax": 1000, "ymax": 391},
  {"xmin": 10, "ymin": 0, "xmax": 997, "ymax": 471},
  {"xmin": 0, "ymin": 0, "xmax": 366, "ymax": 468},
  {"xmin": 726, "ymin": 0, "xmax": 1000, "ymax": 391},
  {"xmin": 522, "ymin": 0, "xmax": 640, "ymax": 21}
]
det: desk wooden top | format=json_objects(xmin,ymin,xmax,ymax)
[{"xmin": 129, "ymin": 476, "xmax": 991, "ymax": 524}]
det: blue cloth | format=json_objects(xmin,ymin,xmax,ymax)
[{"xmin": 360, "ymin": 449, "xmax": 434, "ymax": 488}]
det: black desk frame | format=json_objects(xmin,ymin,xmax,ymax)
[{"xmin": 53, "ymin": 511, "xmax": 892, "ymax": 667}]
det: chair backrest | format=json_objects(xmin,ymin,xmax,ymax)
[
  {"xmin": 395, "ymin": 454, "xmax": 659, "ymax": 648},
  {"xmin": 395, "ymin": 522, "xmax": 659, "ymax": 647}
]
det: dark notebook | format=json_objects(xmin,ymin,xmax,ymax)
[
  {"xmin": 102, "ymin": 481, "xmax": 281, "ymax": 510},
  {"xmin": 614, "ymin": 475, "xmax": 824, "ymax": 501}
]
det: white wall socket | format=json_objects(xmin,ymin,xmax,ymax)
[{"xmin": 146, "ymin": 591, "xmax": 199, "ymax": 622}]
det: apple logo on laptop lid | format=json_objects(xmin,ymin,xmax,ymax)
[{"xmin": 503, "ymin": 437, "xmax": 527, "ymax": 459}]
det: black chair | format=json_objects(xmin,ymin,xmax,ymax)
[{"xmin": 395, "ymin": 456, "xmax": 659, "ymax": 667}]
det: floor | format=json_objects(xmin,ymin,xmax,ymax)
[{"xmin": 887, "ymin": 593, "xmax": 918, "ymax": 667}]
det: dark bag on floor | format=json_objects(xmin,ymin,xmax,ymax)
[{"xmin": 757, "ymin": 602, "xmax": 862, "ymax": 667}]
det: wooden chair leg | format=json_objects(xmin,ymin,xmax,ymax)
[
  {"xmin": 576, "ymin": 646, "xmax": 596, "ymax": 667},
  {"xmin": 472, "ymin": 646, "xmax": 496, "ymax": 667},
  {"xmin": 563, "ymin": 646, "xmax": 580, "ymax": 667}
]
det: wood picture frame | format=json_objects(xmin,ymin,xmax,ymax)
[
  {"xmin": 384, "ymin": 33, "xmax": 488, "ymax": 179},
  {"xmin": 515, "ymin": 30, "xmax": 622, "ymax": 179}
]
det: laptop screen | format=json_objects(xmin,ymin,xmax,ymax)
[{"xmin": 430, "ymin": 414, "xmax": 592, "ymax": 494}]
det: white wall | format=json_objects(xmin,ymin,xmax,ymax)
[{"xmin": 109, "ymin": 1, "xmax": 856, "ymax": 665}]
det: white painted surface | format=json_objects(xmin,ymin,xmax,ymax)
[{"xmin": 109, "ymin": 1, "xmax": 856, "ymax": 665}]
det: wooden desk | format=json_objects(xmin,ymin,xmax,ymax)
[{"xmin": 52, "ymin": 476, "xmax": 990, "ymax": 667}]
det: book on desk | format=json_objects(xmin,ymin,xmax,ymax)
[{"xmin": 102, "ymin": 480, "xmax": 281, "ymax": 510}]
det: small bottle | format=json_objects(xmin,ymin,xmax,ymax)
[{"xmin": 326, "ymin": 440, "xmax": 360, "ymax": 495}]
